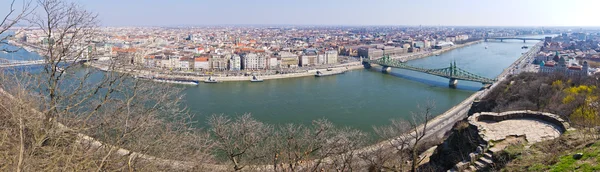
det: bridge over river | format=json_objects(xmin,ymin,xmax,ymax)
[
  {"xmin": 363, "ymin": 55, "xmax": 496, "ymax": 87},
  {"xmin": 0, "ymin": 58, "xmax": 95, "ymax": 68},
  {"xmin": 484, "ymin": 37, "xmax": 544, "ymax": 43}
]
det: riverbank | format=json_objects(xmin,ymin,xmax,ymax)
[
  {"xmin": 392, "ymin": 40, "xmax": 483, "ymax": 62},
  {"xmin": 88, "ymin": 61, "xmax": 365, "ymax": 82},
  {"xmin": 87, "ymin": 41, "xmax": 484, "ymax": 83},
  {"xmin": 7, "ymin": 40, "xmax": 42, "ymax": 53}
]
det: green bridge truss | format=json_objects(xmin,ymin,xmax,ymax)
[{"xmin": 364, "ymin": 55, "xmax": 496, "ymax": 84}]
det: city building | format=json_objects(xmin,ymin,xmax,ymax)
[
  {"xmin": 357, "ymin": 47, "xmax": 383, "ymax": 60},
  {"xmin": 278, "ymin": 51, "xmax": 299, "ymax": 68},
  {"xmin": 434, "ymin": 41, "xmax": 454, "ymax": 49},
  {"xmin": 179, "ymin": 57, "xmax": 192, "ymax": 70},
  {"xmin": 267, "ymin": 57, "xmax": 278, "ymax": 69},
  {"xmin": 241, "ymin": 53, "xmax": 267, "ymax": 70},
  {"xmin": 194, "ymin": 57, "xmax": 210, "ymax": 70},
  {"xmin": 229, "ymin": 54, "xmax": 241, "ymax": 70},
  {"xmin": 301, "ymin": 51, "xmax": 318, "ymax": 66},
  {"xmin": 539, "ymin": 52, "xmax": 589, "ymax": 76},
  {"xmin": 325, "ymin": 50, "xmax": 338, "ymax": 64},
  {"xmin": 299, "ymin": 55, "xmax": 309, "ymax": 66},
  {"xmin": 209, "ymin": 55, "xmax": 228, "ymax": 70}
]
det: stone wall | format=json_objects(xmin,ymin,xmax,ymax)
[{"xmin": 470, "ymin": 110, "xmax": 570, "ymax": 133}]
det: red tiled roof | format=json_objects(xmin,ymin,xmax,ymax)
[
  {"xmin": 568, "ymin": 66, "xmax": 582, "ymax": 70},
  {"xmin": 195, "ymin": 57, "xmax": 208, "ymax": 62}
]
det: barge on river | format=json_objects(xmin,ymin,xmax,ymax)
[{"xmin": 315, "ymin": 69, "xmax": 346, "ymax": 77}]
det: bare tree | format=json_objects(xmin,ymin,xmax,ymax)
[
  {"xmin": 209, "ymin": 114, "xmax": 272, "ymax": 171},
  {"xmin": 324, "ymin": 127, "xmax": 367, "ymax": 171},
  {"xmin": 372, "ymin": 119, "xmax": 412, "ymax": 171},
  {"xmin": 372, "ymin": 102, "xmax": 435, "ymax": 172},
  {"xmin": 0, "ymin": 0, "xmax": 216, "ymax": 171},
  {"xmin": 0, "ymin": 0, "xmax": 34, "ymax": 52},
  {"xmin": 260, "ymin": 119, "xmax": 367, "ymax": 172}
]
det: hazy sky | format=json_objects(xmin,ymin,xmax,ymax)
[{"xmin": 1, "ymin": 0, "xmax": 598, "ymax": 26}]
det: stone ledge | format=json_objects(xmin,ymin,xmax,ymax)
[{"xmin": 469, "ymin": 110, "xmax": 569, "ymax": 133}]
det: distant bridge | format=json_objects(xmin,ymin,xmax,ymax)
[
  {"xmin": 363, "ymin": 55, "xmax": 496, "ymax": 87},
  {"xmin": 0, "ymin": 58, "xmax": 87, "ymax": 68},
  {"xmin": 0, "ymin": 59, "xmax": 47, "ymax": 68},
  {"xmin": 484, "ymin": 37, "xmax": 544, "ymax": 43}
]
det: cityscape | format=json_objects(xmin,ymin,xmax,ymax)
[{"xmin": 1, "ymin": 0, "xmax": 600, "ymax": 171}]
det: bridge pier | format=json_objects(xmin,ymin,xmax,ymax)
[
  {"xmin": 500, "ymin": 39, "xmax": 503, "ymax": 42},
  {"xmin": 523, "ymin": 40, "xmax": 526, "ymax": 43},
  {"xmin": 449, "ymin": 78, "xmax": 458, "ymax": 88},
  {"xmin": 382, "ymin": 66, "xmax": 392, "ymax": 73},
  {"xmin": 362, "ymin": 62, "xmax": 371, "ymax": 69}
]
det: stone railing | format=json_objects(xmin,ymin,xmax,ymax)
[{"xmin": 469, "ymin": 110, "xmax": 570, "ymax": 133}]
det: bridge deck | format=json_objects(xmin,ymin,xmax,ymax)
[{"xmin": 365, "ymin": 56, "xmax": 496, "ymax": 84}]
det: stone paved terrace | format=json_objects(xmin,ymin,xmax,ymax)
[
  {"xmin": 475, "ymin": 118, "xmax": 562, "ymax": 143},
  {"xmin": 468, "ymin": 110, "xmax": 569, "ymax": 144}
]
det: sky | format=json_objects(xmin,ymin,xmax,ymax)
[{"xmin": 1, "ymin": 0, "xmax": 599, "ymax": 27}]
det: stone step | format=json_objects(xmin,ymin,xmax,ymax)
[
  {"xmin": 480, "ymin": 157, "xmax": 494, "ymax": 164},
  {"xmin": 483, "ymin": 152, "xmax": 493, "ymax": 159},
  {"xmin": 468, "ymin": 165, "xmax": 477, "ymax": 172},
  {"xmin": 474, "ymin": 161, "xmax": 486, "ymax": 168}
]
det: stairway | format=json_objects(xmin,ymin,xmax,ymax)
[{"xmin": 463, "ymin": 150, "xmax": 494, "ymax": 172}]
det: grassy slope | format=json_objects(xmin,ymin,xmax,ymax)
[{"xmin": 500, "ymin": 130, "xmax": 600, "ymax": 172}]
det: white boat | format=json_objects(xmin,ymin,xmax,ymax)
[
  {"xmin": 316, "ymin": 70, "xmax": 345, "ymax": 77},
  {"xmin": 485, "ymin": 46, "xmax": 488, "ymax": 49},
  {"xmin": 250, "ymin": 76, "xmax": 263, "ymax": 82},
  {"xmin": 99, "ymin": 66, "xmax": 110, "ymax": 71},
  {"xmin": 204, "ymin": 76, "xmax": 219, "ymax": 83},
  {"xmin": 153, "ymin": 78, "xmax": 199, "ymax": 85}
]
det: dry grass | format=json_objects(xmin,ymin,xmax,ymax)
[{"xmin": 497, "ymin": 130, "xmax": 600, "ymax": 172}]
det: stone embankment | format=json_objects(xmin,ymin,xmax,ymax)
[
  {"xmin": 391, "ymin": 40, "xmax": 482, "ymax": 62},
  {"xmin": 89, "ymin": 61, "xmax": 364, "ymax": 82}
]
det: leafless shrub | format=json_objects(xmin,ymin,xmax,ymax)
[{"xmin": 0, "ymin": 0, "xmax": 215, "ymax": 171}]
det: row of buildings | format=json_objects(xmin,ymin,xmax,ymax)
[
  {"xmin": 11, "ymin": 26, "xmax": 564, "ymax": 73},
  {"xmin": 141, "ymin": 50, "xmax": 338, "ymax": 71},
  {"xmin": 538, "ymin": 51, "xmax": 590, "ymax": 76},
  {"xmin": 535, "ymin": 32, "xmax": 600, "ymax": 76}
]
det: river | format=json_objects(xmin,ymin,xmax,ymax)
[
  {"xmin": 182, "ymin": 35, "xmax": 553, "ymax": 131},
  {"xmin": 0, "ymin": 34, "xmax": 553, "ymax": 132}
]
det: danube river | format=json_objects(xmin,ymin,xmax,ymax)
[
  {"xmin": 183, "ymin": 36, "xmax": 551, "ymax": 131},
  {"xmin": 0, "ymin": 35, "xmax": 552, "ymax": 132}
]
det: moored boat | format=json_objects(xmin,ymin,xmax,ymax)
[
  {"xmin": 250, "ymin": 76, "xmax": 263, "ymax": 82},
  {"xmin": 153, "ymin": 78, "xmax": 199, "ymax": 85},
  {"xmin": 315, "ymin": 70, "xmax": 345, "ymax": 77},
  {"xmin": 204, "ymin": 76, "xmax": 219, "ymax": 83}
]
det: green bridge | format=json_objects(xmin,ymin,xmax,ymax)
[{"xmin": 363, "ymin": 55, "xmax": 496, "ymax": 86}]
